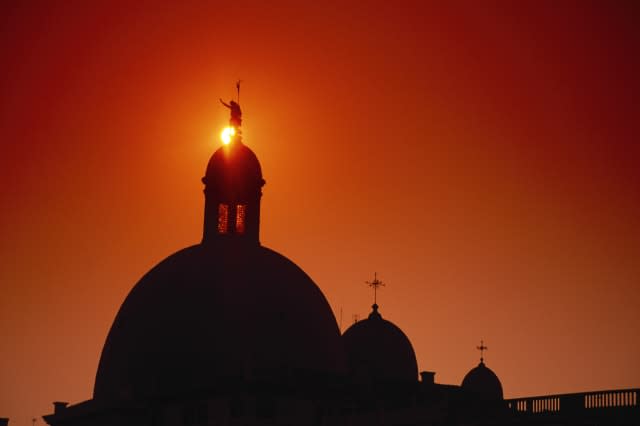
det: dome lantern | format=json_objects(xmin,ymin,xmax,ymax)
[{"xmin": 202, "ymin": 91, "xmax": 265, "ymax": 244}]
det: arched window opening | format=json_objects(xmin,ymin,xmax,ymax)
[
  {"xmin": 236, "ymin": 204, "xmax": 246, "ymax": 234},
  {"xmin": 218, "ymin": 204, "xmax": 229, "ymax": 234}
]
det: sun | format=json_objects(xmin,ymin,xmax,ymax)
[{"xmin": 220, "ymin": 126, "xmax": 236, "ymax": 145}]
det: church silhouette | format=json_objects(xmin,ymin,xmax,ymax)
[{"xmin": 11, "ymin": 99, "xmax": 635, "ymax": 426}]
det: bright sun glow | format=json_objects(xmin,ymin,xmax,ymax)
[{"xmin": 221, "ymin": 126, "xmax": 236, "ymax": 145}]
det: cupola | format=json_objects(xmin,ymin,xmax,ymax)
[{"xmin": 202, "ymin": 97, "xmax": 265, "ymax": 244}]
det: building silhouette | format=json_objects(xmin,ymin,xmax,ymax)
[{"xmin": 29, "ymin": 103, "xmax": 639, "ymax": 426}]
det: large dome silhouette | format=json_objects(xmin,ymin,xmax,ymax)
[
  {"xmin": 95, "ymin": 120, "xmax": 346, "ymax": 400},
  {"xmin": 94, "ymin": 242, "xmax": 346, "ymax": 400}
]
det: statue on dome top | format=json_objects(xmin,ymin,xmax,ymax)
[
  {"xmin": 220, "ymin": 80, "xmax": 243, "ymax": 127},
  {"xmin": 220, "ymin": 99, "xmax": 242, "ymax": 127}
]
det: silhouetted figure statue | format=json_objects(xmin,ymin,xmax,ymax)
[{"xmin": 220, "ymin": 98, "xmax": 242, "ymax": 127}]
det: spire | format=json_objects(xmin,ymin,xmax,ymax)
[
  {"xmin": 365, "ymin": 273, "xmax": 385, "ymax": 320},
  {"xmin": 366, "ymin": 272, "xmax": 385, "ymax": 305},
  {"xmin": 476, "ymin": 340, "xmax": 488, "ymax": 364}
]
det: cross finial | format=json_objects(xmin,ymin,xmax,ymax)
[
  {"xmin": 477, "ymin": 340, "xmax": 488, "ymax": 363},
  {"xmin": 365, "ymin": 272, "xmax": 385, "ymax": 305}
]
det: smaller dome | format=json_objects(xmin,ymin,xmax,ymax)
[
  {"xmin": 203, "ymin": 142, "xmax": 265, "ymax": 195},
  {"xmin": 342, "ymin": 304, "xmax": 418, "ymax": 383},
  {"xmin": 461, "ymin": 361, "xmax": 504, "ymax": 400}
]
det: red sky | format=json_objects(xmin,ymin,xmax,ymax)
[{"xmin": 1, "ymin": 1, "xmax": 639, "ymax": 424}]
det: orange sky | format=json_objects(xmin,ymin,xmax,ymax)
[{"xmin": 1, "ymin": 1, "xmax": 639, "ymax": 425}]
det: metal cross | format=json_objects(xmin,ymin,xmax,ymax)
[
  {"xmin": 366, "ymin": 272, "xmax": 385, "ymax": 305},
  {"xmin": 477, "ymin": 340, "xmax": 488, "ymax": 362}
]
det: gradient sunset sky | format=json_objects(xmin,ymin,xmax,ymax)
[{"xmin": 1, "ymin": 1, "xmax": 639, "ymax": 425}]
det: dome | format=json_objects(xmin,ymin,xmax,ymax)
[
  {"xmin": 461, "ymin": 361, "xmax": 504, "ymax": 400},
  {"xmin": 94, "ymin": 242, "xmax": 346, "ymax": 400},
  {"xmin": 202, "ymin": 142, "xmax": 265, "ymax": 193},
  {"xmin": 341, "ymin": 304, "xmax": 418, "ymax": 383}
]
